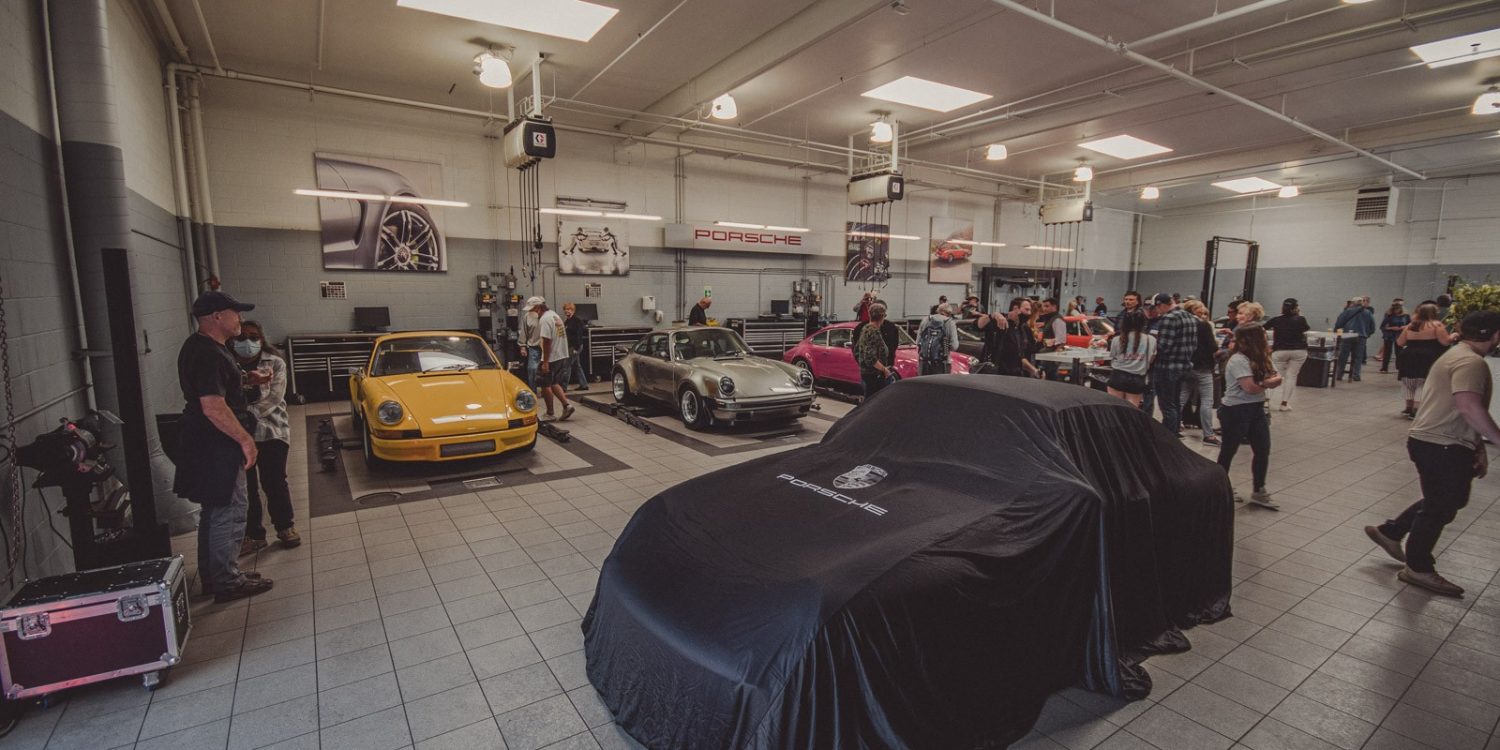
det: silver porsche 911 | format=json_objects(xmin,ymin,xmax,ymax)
[{"xmin": 612, "ymin": 327, "xmax": 815, "ymax": 429}]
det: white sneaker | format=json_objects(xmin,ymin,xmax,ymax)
[
  {"xmin": 1278, "ymin": 402, "xmax": 1291, "ymax": 412},
  {"xmin": 1248, "ymin": 489, "xmax": 1279, "ymax": 510}
]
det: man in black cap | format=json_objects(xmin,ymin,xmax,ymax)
[
  {"xmin": 1366, "ymin": 311, "xmax": 1500, "ymax": 598},
  {"xmin": 1148, "ymin": 292, "xmax": 1199, "ymax": 436},
  {"xmin": 174, "ymin": 291, "xmax": 275, "ymax": 602}
]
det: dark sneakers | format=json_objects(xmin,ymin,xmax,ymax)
[
  {"xmin": 277, "ymin": 527, "xmax": 302, "ymax": 548},
  {"xmin": 1364, "ymin": 526, "xmax": 1406, "ymax": 562},
  {"xmin": 214, "ymin": 577, "xmax": 274, "ymax": 603},
  {"xmin": 1398, "ymin": 568, "xmax": 1464, "ymax": 598},
  {"xmin": 239, "ymin": 537, "xmax": 268, "ymax": 556}
]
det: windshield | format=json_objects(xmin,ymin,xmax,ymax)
[
  {"xmin": 372, "ymin": 336, "xmax": 498, "ymax": 376},
  {"xmin": 1088, "ymin": 319, "xmax": 1114, "ymax": 336},
  {"xmin": 673, "ymin": 329, "xmax": 752, "ymax": 359},
  {"xmin": 955, "ymin": 320, "xmax": 982, "ymax": 342},
  {"xmin": 894, "ymin": 326, "xmax": 917, "ymax": 347}
]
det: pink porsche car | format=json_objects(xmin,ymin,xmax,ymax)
[{"xmin": 783, "ymin": 322, "xmax": 975, "ymax": 387}]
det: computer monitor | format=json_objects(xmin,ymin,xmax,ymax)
[
  {"xmin": 571, "ymin": 303, "xmax": 599, "ymax": 323},
  {"xmin": 770, "ymin": 299, "xmax": 791, "ymax": 316},
  {"xmin": 354, "ymin": 306, "xmax": 391, "ymax": 331}
]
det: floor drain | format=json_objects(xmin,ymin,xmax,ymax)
[
  {"xmin": 463, "ymin": 477, "xmax": 502, "ymax": 490},
  {"xmin": 355, "ymin": 491, "xmax": 403, "ymax": 507}
]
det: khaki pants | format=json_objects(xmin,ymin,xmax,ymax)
[{"xmin": 1269, "ymin": 349, "xmax": 1308, "ymax": 405}]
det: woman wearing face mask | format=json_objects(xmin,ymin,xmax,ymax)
[{"xmin": 232, "ymin": 321, "xmax": 300, "ymax": 554}]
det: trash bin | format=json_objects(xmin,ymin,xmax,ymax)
[{"xmin": 1298, "ymin": 345, "xmax": 1333, "ymax": 388}]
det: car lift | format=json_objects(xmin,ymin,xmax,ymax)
[
  {"xmin": 538, "ymin": 421, "xmax": 572, "ymax": 443},
  {"xmin": 1200, "ymin": 236, "xmax": 1260, "ymax": 312},
  {"xmin": 575, "ymin": 396, "xmax": 652, "ymax": 434}
]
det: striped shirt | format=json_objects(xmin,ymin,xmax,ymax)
[{"xmin": 245, "ymin": 354, "xmax": 291, "ymax": 445}]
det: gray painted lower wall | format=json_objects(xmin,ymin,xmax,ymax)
[{"xmin": 1137, "ymin": 263, "xmax": 1500, "ymax": 327}]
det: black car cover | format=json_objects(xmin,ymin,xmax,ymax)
[{"xmin": 582, "ymin": 375, "xmax": 1233, "ymax": 749}]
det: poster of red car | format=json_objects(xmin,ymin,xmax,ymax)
[{"xmin": 928, "ymin": 217, "xmax": 974, "ymax": 284}]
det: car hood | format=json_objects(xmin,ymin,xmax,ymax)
[
  {"xmin": 378, "ymin": 371, "xmax": 519, "ymax": 433},
  {"xmin": 691, "ymin": 356, "xmax": 805, "ymax": 391}
]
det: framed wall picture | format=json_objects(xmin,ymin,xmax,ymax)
[
  {"xmin": 559, "ymin": 220, "xmax": 630, "ymax": 275},
  {"xmin": 845, "ymin": 222, "xmax": 889, "ymax": 282},
  {"xmin": 928, "ymin": 217, "xmax": 974, "ymax": 284},
  {"xmin": 314, "ymin": 153, "xmax": 449, "ymax": 272}
]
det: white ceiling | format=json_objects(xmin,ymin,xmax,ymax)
[{"xmin": 151, "ymin": 0, "xmax": 1500, "ymax": 208}]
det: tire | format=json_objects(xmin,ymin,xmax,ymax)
[
  {"xmin": 513, "ymin": 434, "xmax": 538, "ymax": 453},
  {"xmin": 361, "ymin": 420, "xmax": 387, "ymax": 470},
  {"xmin": 678, "ymin": 388, "xmax": 710, "ymax": 431},
  {"xmin": 792, "ymin": 358, "xmax": 814, "ymax": 382},
  {"xmin": 611, "ymin": 370, "xmax": 635, "ymax": 404},
  {"xmin": 376, "ymin": 205, "xmax": 442, "ymax": 271}
]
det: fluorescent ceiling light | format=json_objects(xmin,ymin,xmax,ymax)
[
  {"xmin": 1473, "ymin": 88, "xmax": 1500, "ymax": 115},
  {"xmin": 715, "ymin": 221, "xmax": 764, "ymax": 229},
  {"xmin": 1409, "ymin": 28, "xmax": 1500, "ymax": 68},
  {"xmin": 848, "ymin": 230, "xmax": 919, "ymax": 240},
  {"xmin": 869, "ymin": 120, "xmax": 893, "ymax": 144},
  {"xmin": 861, "ymin": 76, "xmax": 992, "ymax": 113},
  {"xmin": 985, "ymin": 144, "xmax": 1008, "ymax": 160},
  {"xmin": 1341, "ymin": 0, "xmax": 1376, "ymax": 4},
  {"xmin": 396, "ymin": 0, "xmax": 617, "ymax": 42},
  {"xmin": 294, "ymin": 188, "xmax": 468, "ymax": 208},
  {"xmin": 1078, "ymin": 135, "xmax": 1173, "ymax": 160},
  {"xmin": 1073, "ymin": 165, "xmax": 1094, "ymax": 182},
  {"xmin": 1025, "ymin": 245, "xmax": 1075, "ymax": 252},
  {"xmin": 1140, "ymin": 186, "xmax": 1160, "ymax": 200},
  {"xmin": 603, "ymin": 212, "xmax": 661, "ymax": 221},
  {"xmin": 540, "ymin": 207, "xmax": 604, "ymax": 217},
  {"xmin": 475, "ymin": 52, "xmax": 512, "ymax": 88},
  {"xmin": 1278, "ymin": 185, "xmax": 1300, "ymax": 198},
  {"xmin": 1211, "ymin": 177, "xmax": 1282, "ymax": 193},
  {"xmin": 710, "ymin": 94, "xmax": 737, "ymax": 120},
  {"xmin": 978, "ymin": 241, "xmax": 1007, "ymax": 247},
  {"xmin": 765, "ymin": 225, "xmax": 810, "ymax": 232}
]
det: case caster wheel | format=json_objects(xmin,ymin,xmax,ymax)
[{"xmin": 142, "ymin": 671, "xmax": 162, "ymax": 691}]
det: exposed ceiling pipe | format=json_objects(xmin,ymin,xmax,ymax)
[
  {"xmin": 907, "ymin": 0, "xmax": 1493, "ymax": 142},
  {"xmin": 189, "ymin": 0, "xmax": 223, "ymax": 73},
  {"xmin": 986, "ymin": 0, "xmax": 1425, "ymax": 180},
  {"xmin": 148, "ymin": 0, "xmax": 190, "ymax": 61},
  {"xmin": 171, "ymin": 64, "xmax": 1032, "ymax": 197},
  {"xmin": 572, "ymin": 0, "xmax": 691, "ymax": 99},
  {"xmin": 316, "ymin": 0, "xmax": 326, "ymax": 71},
  {"xmin": 1129, "ymin": 0, "xmax": 1297, "ymax": 49}
]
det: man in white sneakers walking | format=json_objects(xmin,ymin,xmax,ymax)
[{"xmin": 529, "ymin": 298, "xmax": 576, "ymax": 422}]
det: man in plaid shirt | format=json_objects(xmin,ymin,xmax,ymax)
[{"xmin": 1149, "ymin": 293, "xmax": 1200, "ymax": 436}]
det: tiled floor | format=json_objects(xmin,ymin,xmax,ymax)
[{"xmin": 6, "ymin": 374, "xmax": 1500, "ymax": 750}]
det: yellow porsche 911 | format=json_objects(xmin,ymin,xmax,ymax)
[{"xmin": 349, "ymin": 331, "xmax": 538, "ymax": 466}]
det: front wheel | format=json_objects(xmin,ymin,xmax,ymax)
[
  {"xmin": 361, "ymin": 420, "xmax": 387, "ymax": 470},
  {"xmin": 792, "ymin": 358, "xmax": 814, "ymax": 382},
  {"xmin": 612, "ymin": 371, "xmax": 635, "ymax": 404},
  {"xmin": 678, "ymin": 388, "xmax": 710, "ymax": 431}
]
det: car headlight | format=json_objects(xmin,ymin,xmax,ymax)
[
  {"xmin": 377, "ymin": 400, "xmax": 404, "ymax": 426},
  {"xmin": 967, "ymin": 355, "xmax": 978, "ymax": 367},
  {"xmin": 798, "ymin": 369, "xmax": 813, "ymax": 387},
  {"xmin": 515, "ymin": 390, "xmax": 536, "ymax": 411},
  {"xmin": 718, "ymin": 376, "xmax": 735, "ymax": 397}
]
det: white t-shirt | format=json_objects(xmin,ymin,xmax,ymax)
[
  {"xmin": 1109, "ymin": 333, "xmax": 1156, "ymax": 376},
  {"xmin": 537, "ymin": 309, "xmax": 569, "ymax": 362},
  {"xmin": 1222, "ymin": 353, "xmax": 1263, "ymax": 406}
]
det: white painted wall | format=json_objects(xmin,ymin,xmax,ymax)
[
  {"xmin": 1, "ymin": 1, "xmax": 49, "ymax": 135},
  {"xmin": 109, "ymin": 0, "xmax": 177, "ymax": 214}
]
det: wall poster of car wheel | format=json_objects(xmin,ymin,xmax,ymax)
[
  {"xmin": 844, "ymin": 222, "xmax": 890, "ymax": 282},
  {"xmin": 313, "ymin": 153, "xmax": 449, "ymax": 272},
  {"xmin": 928, "ymin": 217, "xmax": 974, "ymax": 284},
  {"xmin": 558, "ymin": 220, "xmax": 629, "ymax": 275}
]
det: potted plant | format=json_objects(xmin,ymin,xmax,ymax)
[{"xmin": 1446, "ymin": 277, "xmax": 1500, "ymax": 328}]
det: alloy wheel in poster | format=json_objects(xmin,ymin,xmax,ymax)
[
  {"xmin": 845, "ymin": 222, "xmax": 890, "ymax": 282},
  {"xmin": 929, "ymin": 217, "xmax": 974, "ymax": 284},
  {"xmin": 314, "ymin": 153, "xmax": 449, "ymax": 272},
  {"xmin": 559, "ymin": 221, "xmax": 629, "ymax": 275}
]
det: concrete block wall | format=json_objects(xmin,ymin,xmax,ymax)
[{"xmin": 1135, "ymin": 177, "xmax": 1500, "ymax": 327}]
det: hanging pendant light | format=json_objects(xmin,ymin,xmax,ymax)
[
  {"xmin": 1073, "ymin": 164, "xmax": 1093, "ymax": 182},
  {"xmin": 1140, "ymin": 186, "xmax": 1160, "ymax": 200},
  {"xmin": 870, "ymin": 118, "xmax": 894, "ymax": 144},
  {"xmin": 985, "ymin": 144, "xmax": 1008, "ymax": 160},
  {"xmin": 710, "ymin": 93, "xmax": 738, "ymax": 120},
  {"xmin": 474, "ymin": 50, "xmax": 512, "ymax": 89},
  {"xmin": 1278, "ymin": 184, "xmax": 1300, "ymax": 198}
]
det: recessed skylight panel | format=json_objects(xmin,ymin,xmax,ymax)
[
  {"xmin": 1211, "ymin": 177, "xmax": 1282, "ymax": 194},
  {"xmin": 396, "ymin": 0, "xmax": 619, "ymax": 43},
  {"xmin": 1078, "ymin": 135, "xmax": 1173, "ymax": 160},
  {"xmin": 861, "ymin": 76, "xmax": 992, "ymax": 113}
]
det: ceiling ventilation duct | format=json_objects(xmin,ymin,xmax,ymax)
[{"xmin": 1353, "ymin": 186, "xmax": 1399, "ymax": 226}]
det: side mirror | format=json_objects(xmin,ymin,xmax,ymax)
[
  {"xmin": 348, "ymin": 367, "xmax": 362, "ymax": 376},
  {"xmin": 615, "ymin": 344, "xmax": 632, "ymax": 357},
  {"xmin": 841, "ymin": 341, "xmax": 852, "ymax": 349}
]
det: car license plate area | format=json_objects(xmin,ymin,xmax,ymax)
[{"xmin": 440, "ymin": 440, "xmax": 496, "ymax": 458}]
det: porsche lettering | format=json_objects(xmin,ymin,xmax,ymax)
[
  {"xmin": 776, "ymin": 474, "xmax": 888, "ymax": 516},
  {"xmin": 693, "ymin": 229, "xmax": 804, "ymax": 246}
]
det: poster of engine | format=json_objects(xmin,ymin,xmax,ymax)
[
  {"xmin": 559, "ymin": 221, "xmax": 630, "ymax": 275},
  {"xmin": 845, "ymin": 222, "xmax": 889, "ymax": 282},
  {"xmin": 313, "ymin": 153, "xmax": 448, "ymax": 272},
  {"xmin": 928, "ymin": 216, "xmax": 975, "ymax": 284}
]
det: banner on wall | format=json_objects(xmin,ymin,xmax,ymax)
[
  {"xmin": 559, "ymin": 221, "xmax": 630, "ymax": 275},
  {"xmin": 928, "ymin": 217, "xmax": 975, "ymax": 285},
  {"xmin": 664, "ymin": 224, "xmax": 821, "ymax": 254},
  {"xmin": 845, "ymin": 222, "xmax": 889, "ymax": 282},
  {"xmin": 314, "ymin": 153, "xmax": 449, "ymax": 272}
]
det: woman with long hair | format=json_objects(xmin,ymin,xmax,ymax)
[
  {"xmin": 1379, "ymin": 301, "xmax": 1409, "ymax": 373},
  {"xmin": 232, "ymin": 320, "xmax": 300, "ymax": 554},
  {"xmin": 1263, "ymin": 298, "xmax": 1311, "ymax": 411},
  {"xmin": 1218, "ymin": 323, "xmax": 1283, "ymax": 510},
  {"xmin": 1106, "ymin": 309, "xmax": 1155, "ymax": 407},
  {"xmin": 1180, "ymin": 300, "xmax": 1220, "ymax": 445},
  {"xmin": 1396, "ymin": 303, "xmax": 1453, "ymax": 418}
]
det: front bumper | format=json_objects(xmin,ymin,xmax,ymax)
[
  {"xmin": 707, "ymin": 394, "xmax": 815, "ymax": 422},
  {"xmin": 370, "ymin": 422, "xmax": 538, "ymax": 462}
]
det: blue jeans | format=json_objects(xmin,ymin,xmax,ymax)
[
  {"xmin": 198, "ymin": 470, "xmax": 249, "ymax": 593},
  {"xmin": 525, "ymin": 347, "xmax": 541, "ymax": 388},
  {"xmin": 1337, "ymin": 336, "xmax": 1368, "ymax": 380},
  {"xmin": 1180, "ymin": 368, "xmax": 1216, "ymax": 439},
  {"xmin": 567, "ymin": 351, "xmax": 589, "ymax": 389},
  {"xmin": 1152, "ymin": 367, "xmax": 1186, "ymax": 435},
  {"xmin": 861, "ymin": 372, "xmax": 891, "ymax": 400}
]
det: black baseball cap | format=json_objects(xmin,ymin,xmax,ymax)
[
  {"xmin": 191, "ymin": 290, "xmax": 255, "ymax": 317},
  {"xmin": 1459, "ymin": 311, "xmax": 1500, "ymax": 340},
  {"xmin": 1151, "ymin": 293, "xmax": 1174, "ymax": 306}
]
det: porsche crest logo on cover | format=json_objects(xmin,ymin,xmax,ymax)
[{"xmin": 833, "ymin": 464, "xmax": 888, "ymax": 490}]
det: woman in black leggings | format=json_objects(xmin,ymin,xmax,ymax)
[{"xmin": 1218, "ymin": 323, "xmax": 1283, "ymax": 510}]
